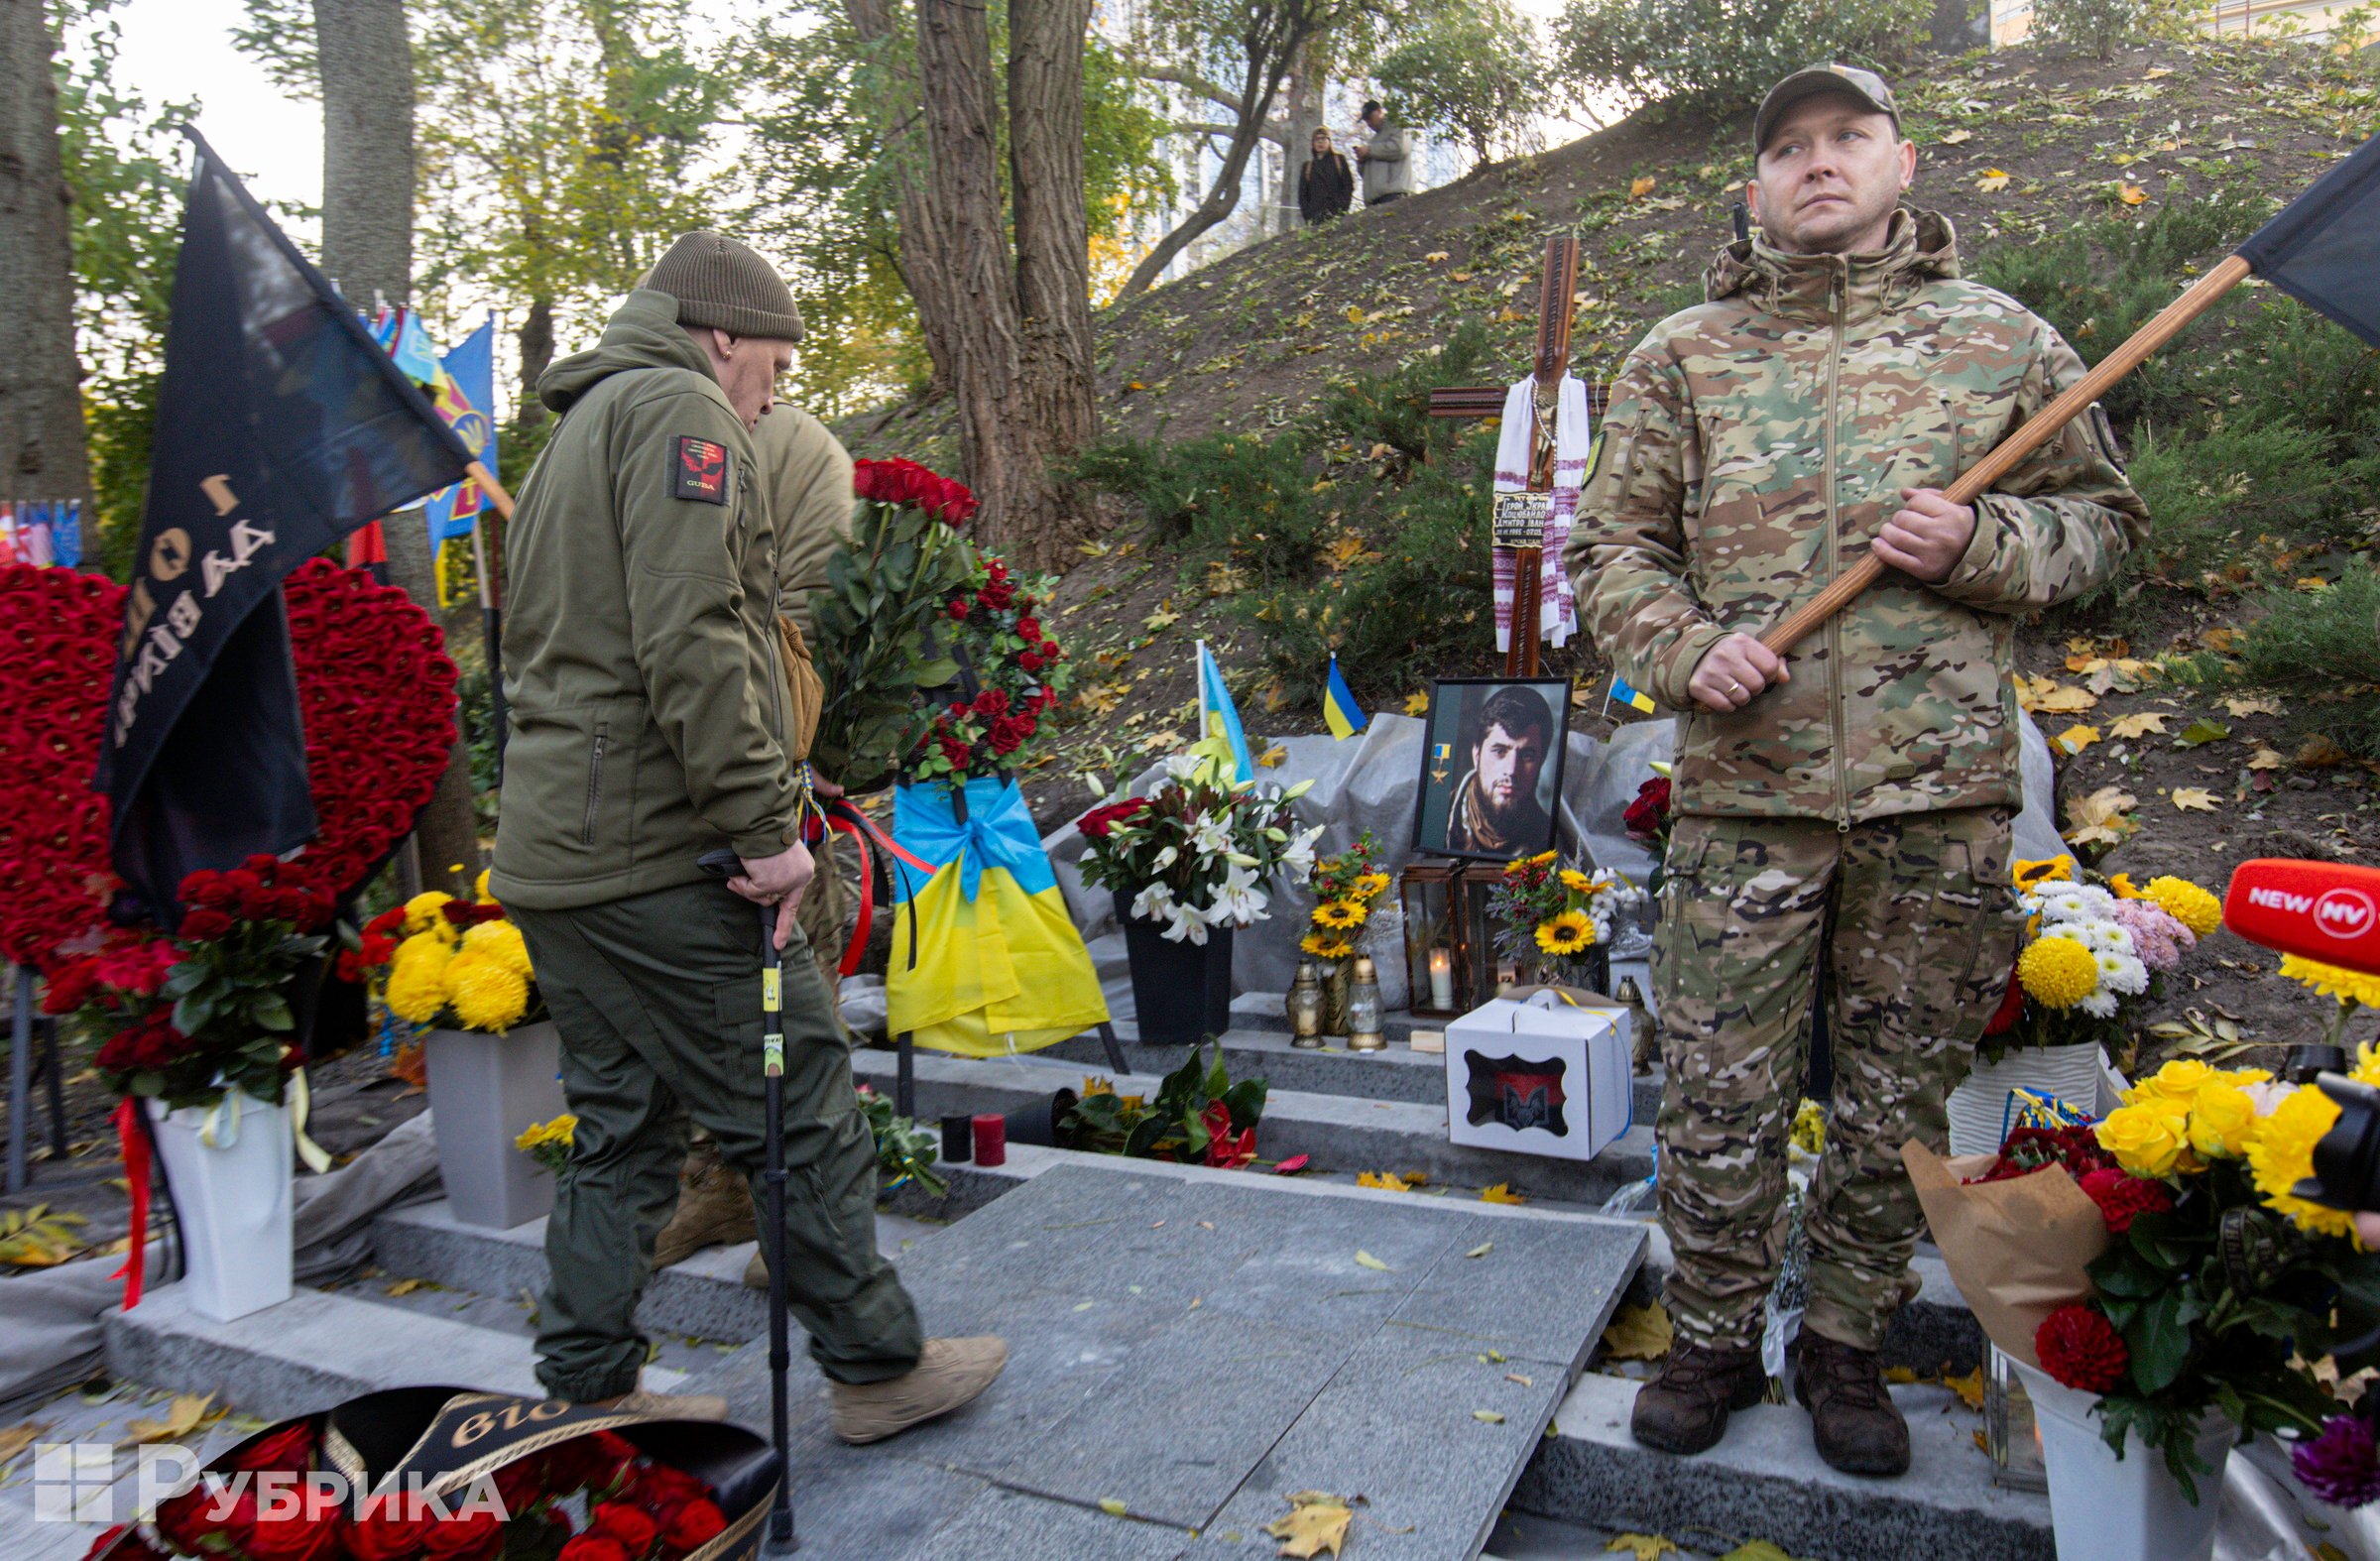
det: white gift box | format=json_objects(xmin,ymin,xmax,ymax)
[{"xmin": 1444, "ymin": 991, "xmax": 1633, "ymax": 1161}]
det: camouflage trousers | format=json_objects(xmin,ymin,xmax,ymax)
[{"xmin": 1653, "ymin": 806, "xmax": 2019, "ymax": 1353}]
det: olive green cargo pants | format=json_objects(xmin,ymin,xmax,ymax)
[
  {"xmin": 1653, "ymin": 806, "xmax": 2019, "ymax": 1354},
  {"xmin": 513, "ymin": 879, "xmax": 922, "ymax": 1401}
]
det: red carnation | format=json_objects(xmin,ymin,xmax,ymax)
[
  {"xmin": 663, "ymin": 1498, "xmax": 728, "ymax": 1550},
  {"xmin": 2036, "ymin": 1302, "xmax": 2129, "ymax": 1393},
  {"xmin": 590, "ymin": 1501, "xmax": 660, "ymax": 1552},
  {"xmin": 2079, "ymin": 1167, "xmax": 2175, "ymax": 1235}
]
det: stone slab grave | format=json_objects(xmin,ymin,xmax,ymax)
[{"xmin": 682, "ymin": 1161, "xmax": 1645, "ymax": 1559}]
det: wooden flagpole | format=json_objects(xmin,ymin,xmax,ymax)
[{"xmin": 1758, "ymin": 254, "xmax": 2252, "ymax": 657}]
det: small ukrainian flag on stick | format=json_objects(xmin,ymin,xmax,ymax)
[
  {"xmin": 1608, "ymin": 673, "xmax": 1657, "ymax": 715},
  {"xmin": 1323, "ymin": 655, "xmax": 1368, "ymax": 740},
  {"xmin": 1197, "ymin": 641, "xmax": 1255, "ymax": 782}
]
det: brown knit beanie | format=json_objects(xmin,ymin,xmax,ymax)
[{"xmin": 644, "ymin": 231, "xmax": 804, "ymax": 343}]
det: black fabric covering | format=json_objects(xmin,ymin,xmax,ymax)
[{"xmin": 2239, "ymin": 131, "xmax": 2380, "ymax": 349}]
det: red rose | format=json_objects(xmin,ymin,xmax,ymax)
[
  {"xmin": 2079, "ymin": 1167, "xmax": 2175, "ymax": 1235},
  {"xmin": 973, "ymin": 688, "xmax": 1009, "ymax": 717},
  {"xmin": 939, "ymin": 737, "xmax": 972, "ymax": 767},
  {"xmin": 663, "ymin": 1498, "xmax": 728, "ymax": 1550},
  {"xmin": 494, "ymin": 1453, "xmax": 548, "ymax": 1513},
  {"xmin": 152, "ymin": 1484, "xmax": 239, "ymax": 1553},
  {"xmin": 558, "ymin": 1536, "xmax": 631, "ymax": 1561},
  {"xmin": 418, "ymin": 1507, "xmax": 504, "ymax": 1561},
  {"xmin": 1015, "ymin": 617, "xmax": 1041, "ymax": 641},
  {"xmin": 41, "ymin": 959, "xmax": 96, "ymax": 1014},
  {"xmin": 946, "ymin": 598, "xmax": 968, "ymax": 621},
  {"xmin": 988, "ymin": 717, "xmax": 1025, "ymax": 756},
  {"xmin": 82, "ymin": 1524, "xmax": 174, "ymax": 1561},
  {"xmin": 1038, "ymin": 639, "xmax": 1061, "ymax": 660},
  {"xmin": 1621, "ymin": 777, "xmax": 1671, "ymax": 839},
  {"xmin": 185, "ymin": 872, "xmax": 236, "ymax": 910},
  {"xmin": 626, "ymin": 1461, "xmax": 707, "ymax": 1520},
  {"xmin": 364, "ymin": 906, "xmax": 408, "ymax": 937},
  {"xmin": 591, "ymin": 1501, "xmax": 660, "ymax": 1552},
  {"xmin": 341, "ymin": 1495, "xmax": 435, "ymax": 1561},
  {"xmin": 179, "ymin": 907, "xmax": 233, "ymax": 941},
  {"xmin": 1980, "ymin": 960, "xmax": 2025, "ymax": 1036},
  {"xmin": 1018, "ymin": 652, "xmax": 1043, "ymax": 673},
  {"xmin": 230, "ymin": 1422, "xmax": 315, "ymax": 1475},
  {"xmin": 242, "ymin": 1502, "xmax": 342, "ymax": 1561},
  {"xmin": 2036, "ymin": 1302, "xmax": 2129, "ymax": 1393}
]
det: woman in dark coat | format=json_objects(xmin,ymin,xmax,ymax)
[{"xmin": 1299, "ymin": 128, "xmax": 1354, "ymax": 225}]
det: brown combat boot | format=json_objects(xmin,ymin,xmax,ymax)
[
  {"xmin": 829, "ymin": 1337, "xmax": 1009, "ymax": 1445},
  {"xmin": 1792, "ymin": 1332, "xmax": 1911, "ymax": 1477},
  {"xmin": 1628, "ymin": 1342, "xmax": 1768, "ymax": 1455},
  {"xmin": 652, "ymin": 1141, "xmax": 758, "ymax": 1269}
]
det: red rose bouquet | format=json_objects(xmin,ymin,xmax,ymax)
[
  {"xmin": 0, "ymin": 564, "xmax": 122, "ymax": 973},
  {"xmin": 106, "ymin": 1417, "xmax": 734, "ymax": 1561},
  {"xmin": 810, "ymin": 459, "xmax": 977, "ymax": 792},
  {"xmin": 906, "ymin": 550, "xmax": 1070, "ymax": 783},
  {"xmin": 49, "ymin": 854, "xmax": 337, "ymax": 1111},
  {"xmin": 1620, "ymin": 771, "xmax": 1673, "ymax": 892}
]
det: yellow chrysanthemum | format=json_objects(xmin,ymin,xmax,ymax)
[
  {"xmin": 1301, "ymin": 931, "xmax": 1355, "ymax": 960},
  {"xmin": 2145, "ymin": 876, "xmax": 2222, "ymax": 939},
  {"xmin": 2136, "ymin": 1058, "xmax": 2219, "ymax": 1102},
  {"xmin": 1535, "ymin": 910, "xmax": 1595, "ymax": 957},
  {"xmin": 2096, "ymin": 1101, "xmax": 2189, "ymax": 1178},
  {"xmin": 2012, "ymin": 856, "xmax": 2075, "ymax": 891},
  {"xmin": 462, "ymin": 919, "xmax": 534, "ymax": 980},
  {"xmin": 2017, "ymin": 935, "xmax": 2098, "ymax": 1008},
  {"xmin": 474, "ymin": 868, "xmax": 495, "ymax": 904},
  {"xmin": 443, "ymin": 952, "xmax": 530, "ymax": 1032},
  {"xmin": 2283, "ymin": 954, "xmax": 2380, "ymax": 1012},
  {"xmin": 513, "ymin": 1114, "xmax": 576, "ymax": 1152},
  {"xmin": 1312, "ymin": 899, "xmax": 1368, "ymax": 930},
  {"xmin": 403, "ymin": 891, "xmax": 456, "ymax": 936},
  {"xmin": 385, "ymin": 938, "xmax": 452, "ymax": 1025},
  {"xmin": 2246, "ymin": 1084, "xmax": 2359, "ymax": 1240},
  {"xmin": 1791, "ymin": 1099, "xmax": 1828, "ymax": 1155},
  {"xmin": 2187, "ymin": 1083, "xmax": 2259, "ymax": 1158}
]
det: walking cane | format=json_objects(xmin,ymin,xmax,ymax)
[{"xmin": 698, "ymin": 848, "xmax": 798, "ymax": 1554}]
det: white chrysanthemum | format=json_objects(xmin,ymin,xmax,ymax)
[
  {"xmin": 2078, "ymin": 989, "xmax": 2121, "ymax": 1019},
  {"xmin": 2094, "ymin": 948, "xmax": 2150, "ymax": 996},
  {"xmin": 2079, "ymin": 919, "xmax": 2133, "ymax": 954},
  {"xmin": 2039, "ymin": 890, "xmax": 2091, "ymax": 921},
  {"xmin": 2073, "ymin": 885, "xmax": 2121, "ymax": 917}
]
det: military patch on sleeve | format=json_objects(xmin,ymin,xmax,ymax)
[{"xmin": 674, "ymin": 435, "xmax": 730, "ymax": 504}]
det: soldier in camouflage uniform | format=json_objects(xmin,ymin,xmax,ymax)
[{"xmin": 1563, "ymin": 64, "xmax": 2147, "ymax": 1475}]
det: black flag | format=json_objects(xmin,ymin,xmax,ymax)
[
  {"xmin": 2239, "ymin": 132, "xmax": 2380, "ymax": 349},
  {"xmin": 97, "ymin": 128, "xmax": 473, "ymax": 923}
]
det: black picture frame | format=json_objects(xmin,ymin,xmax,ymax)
[{"xmin": 1411, "ymin": 677, "xmax": 1572, "ymax": 862}]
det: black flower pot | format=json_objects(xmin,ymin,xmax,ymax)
[{"xmin": 1115, "ymin": 890, "xmax": 1235, "ymax": 1045}]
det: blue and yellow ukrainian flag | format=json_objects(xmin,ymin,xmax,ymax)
[
  {"xmin": 1197, "ymin": 641, "xmax": 1253, "ymax": 782},
  {"xmin": 1323, "ymin": 655, "xmax": 1368, "ymax": 740},
  {"xmin": 1609, "ymin": 674, "xmax": 1657, "ymax": 715},
  {"xmin": 888, "ymin": 778, "xmax": 1110, "ymax": 1057}
]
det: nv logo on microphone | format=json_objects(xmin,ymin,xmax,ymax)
[{"xmin": 2317, "ymin": 887, "xmax": 2378, "ymax": 939}]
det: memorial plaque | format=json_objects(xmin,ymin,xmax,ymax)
[{"xmin": 1491, "ymin": 490, "xmax": 1551, "ymax": 549}]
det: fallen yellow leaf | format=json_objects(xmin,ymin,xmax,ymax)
[
  {"xmin": 2107, "ymin": 711, "xmax": 2169, "ymax": 740},
  {"xmin": 2222, "ymin": 695, "xmax": 2283, "ymax": 718},
  {"xmin": 1403, "ymin": 691, "xmax": 1430, "ymax": 717},
  {"xmin": 2028, "ymin": 682, "xmax": 2097, "ymax": 713},
  {"xmin": 2301, "ymin": 734, "xmax": 2349, "ymax": 767},
  {"xmin": 1358, "ymin": 1170, "xmax": 1412, "ymax": 1193},
  {"xmin": 1629, "ymin": 175, "xmax": 1657, "ymax": 198},
  {"xmin": 385, "ymin": 1277, "xmax": 425, "ymax": 1296},
  {"xmin": 1606, "ymin": 1534, "xmax": 1678, "ymax": 1561},
  {"xmin": 1718, "ymin": 1544, "xmax": 1801, "ymax": 1561},
  {"xmin": 1466, "ymin": 1241, "xmax": 1493, "ymax": 1259},
  {"xmin": 2248, "ymin": 746, "xmax": 2287, "ymax": 772},
  {"xmin": 2172, "ymin": 787, "xmax": 2220, "ymax": 812},
  {"xmin": 1939, "ymin": 128, "xmax": 1972, "ymax": 144},
  {"xmin": 1425, "ymin": 250, "xmax": 1450, "ymax": 263},
  {"xmin": 1143, "ymin": 605, "xmax": 1180, "ymax": 631},
  {"xmin": 1098, "ymin": 1499, "xmax": 1129, "ymax": 1516},
  {"xmin": 2065, "ymin": 784, "xmax": 2139, "ymax": 848},
  {"xmin": 1266, "ymin": 1491, "xmax": 1353, "ymax": 1558},
  {"xmin": 1944, "ymin": 1364, "xmax": 1988, "ymax": 1411},
  {"xmin": 1474, "ymin": 1409, "xmax": 1506, "ymax": 1423},
  {"xmin": 2118, "ymin": 183, "xmax": 2148, "ymax": 205},
  {"xmin": 1976, "ymin": 169, "xmax": 2011, "ymax": 192},
  {"xmin": 121, "ymin": 1393, "xmax": 216, "ymax": 1448},
  {"xmin": 1256, "ymin": 746, "xmax": 1287, "ymax": 769},
  {"xmin": 1355, "ymin": 1250, "xmax": 1392, "ymax": 1271},
  {"xmin": 1601, "ymin": 1301, "xmax": 1675, "ymax": 1362},
  {"xmin": 1480, "ymin": 1182, "xmax": 1527, "ymax": 1205},
  {"xmin": 2201, "ymin": 626, "xmax": 2239, "ymax": 655},
  {"xmin": 2053, "ymin": 724, "xmax": 2099, "ymax": 756},
  {"xmin": 0, "ymin": 1422, "xmax": 50, "ymax": 1471}
]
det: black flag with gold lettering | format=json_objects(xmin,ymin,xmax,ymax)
[{"xmin": 97, "ymin": 128, "xmax": 473, "ymax": 923}]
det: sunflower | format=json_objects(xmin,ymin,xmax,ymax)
[
  {"xmin": 1301, "ymin": 931, "xmax": 1356, "ymax": 960},
  {"xmin": 1311, "ymin": 899, "xmax": 1368, "ymax": 930},
  {"xmin": 2011, "ymin": 857, "xmax": 2075, "ymax": 892},
  {"xmin": 1535, "ymin": 910, "xmax": 1595, "ymax": 957},
  {"xmin": 1528, "ymin": 850, "xmax": 1559, "ymax": 868},
  {"xmin": 2246, "ymin": 1085, "xmax": 2358, "ymax": 1240},
  {"xmin": 1559, "ymin": 868, "xmax": 1594, "ymax": 894},
  {"xmin": 1355, "ymin": 872, "xmax": 1391, "ymax": 900},
  {"xmin": 2017, "ymin": 936, "xmax": 2098, "ymax": 1008},
  {"xmin": 2283, "ymin": 953, "xmax": 2380, "ymax": 1011}
]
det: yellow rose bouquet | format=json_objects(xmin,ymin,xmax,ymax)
[{"xmin": 354, "ymin": 873, "xmax": 544, "ymax": 1034}]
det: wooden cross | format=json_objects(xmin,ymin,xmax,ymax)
[{"xmin": 1426, "ymin": 233, "xmax": 1601, "ymax": 677}]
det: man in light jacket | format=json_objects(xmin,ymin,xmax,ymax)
[{"xmin": 1355, "ymin": 101, "xmax": 1415, "ymax": 207}]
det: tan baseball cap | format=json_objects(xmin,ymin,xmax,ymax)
[{"xmin": 1753, "ymin": 63, "xmax": 1899, "ymax": 155}]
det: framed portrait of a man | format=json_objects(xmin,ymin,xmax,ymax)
[{"xmin": 1412, "ymin": 678, "xmax": 1570, "ymax": 861}]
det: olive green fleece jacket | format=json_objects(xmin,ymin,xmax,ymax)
[
  {"xmin": 490, "ymin": 289, "xmax": 797, "ymax": 910},
  {"xmin": 753, "ymin": 405, "xmax": 857, "ymax": 644}
]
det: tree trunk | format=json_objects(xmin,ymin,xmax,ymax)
[
  {"xmin": 844, "ymin": 0, "xmax": 961, "ymax": 401},
  {"xmin": 0, "ymin": 0, "xmax": 92, "ymax": 548},
  {"xmin": 515, "ymin": 294, "xmax": 553, "ymax": 429},
  {"xmin": 909, "ymin": 0, "xmax": 1099, "ymax": 573},
  {"xmin": 315, "ymin": 0, "xmax": 480, "ymax": 894}
]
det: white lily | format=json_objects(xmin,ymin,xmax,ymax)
[
  {"xmin": 1209, "ymin": 863, "xmax": 1270, "ymax": 927},
  {"xmin": 1152, "ymin": 845, "xmax": 1179, "ymax": 872},
  {"xmin": 1280, "ymin": 824, "xmax": 1324, "ymax": 881},
  {"xmin": 1188, "ymin": 812, "xmax": 1233, "ymax": 858},
  {"xmin": 1160, "ymin": 899, "xmax": 1212, "ymax": 944},
  {"xmin": 1131, "ymin": 882, "xmax": 1176, "ymax": 923}
]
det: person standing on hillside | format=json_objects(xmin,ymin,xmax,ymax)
[
  {"xmin": 1353, "ymin": 101, "xmax": 1414, "ymax": 207},
  {"xmin": 1299, "ymin": 127, "xmax": 1355, "ymax": 224},
  {"xmin": 493, "ymin": 229, "xmax": 1006, "ymax": 1441},
  {"xmin": 1565, "ymin": 65, "xmax": 2147, "ymax": 1477}
]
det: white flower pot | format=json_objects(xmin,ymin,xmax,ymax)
[
  {"xmin": 1948, "ymin": 1041, "xmax": 2110, "ymax": 1156},
  {"xmin": 2012, "ymin": 1360, "xmax": 2234, "ymax": 1561},
  {"xmin": 147, "ymin": 1093, "xmax": 293, "ymax": 1322},
  {"xmin": 424, "ymin": 1021, "xmax": 566, "ymax": 1230}
]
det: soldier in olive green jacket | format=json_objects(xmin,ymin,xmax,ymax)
[
  {"xmin": 1563, "ymin": 66, "xmax": 2147, "ymax": 1480},
  {"xmin": 494, "ymin": 232, "xmax": 1005, "ymax": 1442}
]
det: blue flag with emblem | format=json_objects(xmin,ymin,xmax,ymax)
[
  {"xmin": 1322, "ymin": 654, "xmax": 1368, "ymax": 740},
  {"xmin": 423, "ymin": 319, "xmax": 497, "ymax": 544},
  {"xmin": 1197, "ymin": 641, "xmax": 1252, "ymax": 782}
]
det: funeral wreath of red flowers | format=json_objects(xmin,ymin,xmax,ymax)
[{"xmin": 906, "ymin": 550, "xmax": 1070, "ymax": 783}]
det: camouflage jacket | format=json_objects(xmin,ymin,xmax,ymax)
[{"xmin": 1565, "ymin": 207, "xmax": 2148, "ymax": 825}]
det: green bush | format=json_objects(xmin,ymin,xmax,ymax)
[
  {"xmin": 1072, "ymin": 431, "xmax": 1327, "ymax": 583},
  {"xmin": 2029, "ymin": 0, "xmax": 2199, "ymax": 58},
  {"xmin": 1551, "ymin": 0, "xmax": 1931, "ymax": 117},
  {"xmin": 2224, "ymin": 570, "xmax": 2380, "ymax": 758},
  {"xmin": 1309, "ymin": 319, "xmax": 1495, "ymax": 461}
]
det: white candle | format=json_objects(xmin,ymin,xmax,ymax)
[{"xmin": 1428, "ymin": 946, "xmax": 1454, "ymax": 1010}]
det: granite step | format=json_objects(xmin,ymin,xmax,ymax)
[
  {"xmin": 1511, "ymin": 1369, "xmax": 2054, "ymax": 1561},
  {"xmin": 851, "ymin": 1046, "xmax": 1660, "ymax": 1207}
]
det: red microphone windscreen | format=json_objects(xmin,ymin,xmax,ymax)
[{"xmin": 2224, "ymin": 858, "xmax": 2380, "ymax": 976}]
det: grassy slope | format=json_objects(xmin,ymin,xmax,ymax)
[{"xmin": 847, "ymin": 34, "xmax": 2380, "ymax": 1055}]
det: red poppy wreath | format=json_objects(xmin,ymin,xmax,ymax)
[{"xmin": 0, "ymin": 558, "xmax": 457, "ymax": 970}]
